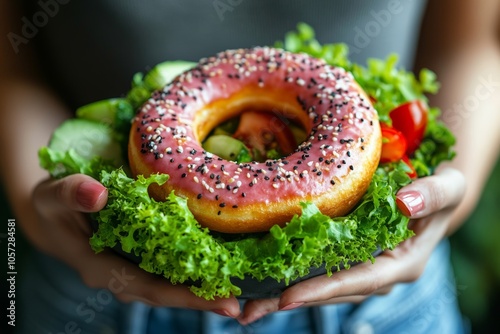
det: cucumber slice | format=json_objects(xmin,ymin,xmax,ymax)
[
  {"xmin": 49, "ymin": 119, "xmax": 123, "ymax": 166},
  {"xmin": 289, "ymin": 123, "xmax": 307, "ymax": 144},
  {"xmin": 143, "ymin": 60, "xmax": 196, "ymax": 91},
  {"xmin": 127, "ymin": 60, "xmax": 196, "ymax": 108},
  {"xmin": 76, "ymin": 98, "xmax": 134, "ymax": 134},
  {"xmin": 203, "ymin": 135, "xmax": 252, "ymax": 163}
]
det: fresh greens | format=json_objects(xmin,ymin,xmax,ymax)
[
  {"xmin": 127, "ymin": 60, "xmax": 196, "ymax": 109},
  {"xmin": 39, "ymin": 119, "xmax": 124, "ymax": 178},
  {"xmin": 202, "ymin": 135, "xmax": 253, "ymax": 163},
  {"xmin": 76, "ymin": 98, "xmax": 134, "ymax": 145},
  {"xmin": 38, "ymin": 23, "xmax": 455, "ymax": 299}
]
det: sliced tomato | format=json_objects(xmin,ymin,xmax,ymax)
[
  {"xmin": 401, "ymin": 155, "xmax": 418, "ymax": 179},
  {"xmin": 389, "ymin": 100, "xmax": 428, "ymax": 155},
  {"xmin": 380, "ymin": 124, "xmax": 407, "ymax": 164},
  {"xmin": 233, "ymin": 111, "xmax": 297, "ymax": 160}
]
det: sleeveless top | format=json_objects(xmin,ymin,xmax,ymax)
[{"xmin": 22, "ymin": 0, "xmax": 428, "ymax": 109}]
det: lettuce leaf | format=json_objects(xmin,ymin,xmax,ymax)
[{"xmin": 86, "ymin": 165, "xmax": 410, "ymax": 300}]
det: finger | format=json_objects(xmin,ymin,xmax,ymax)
[
  {"xmin": 238, "ymin": 297, "xmax": 279, "ymax": 325},
  {"xmin": 373, "ymin": 284, "xmax": 394, "ymax": 296},
  {"xmin": 238, "ymin": 294, "xmax": 369, "ymax": 325},
  {"xmin": 76, "ymin": 249, "xmax": 241, "ymax": 317},
  {"xmin": 396, "ymin": 167, "xmax": 465, "ymax": 218},
  {"xmin": 277, "ymin": 251, "xmax": 422, "ymax": 310},
  {"xmin": 278, "ymin": 263, "xmax": 382, "ymax": 307},
  {"xmin": 277, "ymin": 214, "xmax": 447, "ymax": 310},
  {"xmin": 34, "ymin": 174, "xmax": 108, "ymax": 212}
]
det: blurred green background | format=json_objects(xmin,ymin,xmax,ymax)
[
  {"xmin": 449, "ymin": 155, "xmax": 500, "ymax": 332},
  {"xmin": 1, "ymin": 157, "xmax": 499, "ymax": 333}
]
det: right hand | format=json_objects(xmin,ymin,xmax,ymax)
[{"xmin": 32, "ymin": 174, "xmax": 241, "ymax": 318}]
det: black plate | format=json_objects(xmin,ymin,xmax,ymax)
[{"xmin": 232, "ymin": 248, "xmax": 382, "ymax": 299}]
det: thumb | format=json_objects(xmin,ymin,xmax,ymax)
[
  {"xmin": 35, "ymin": 174, "xmax": 108, "ymax": 213},
  {"xmin": 396, "ymin": 168, "xmax": 466, "ymax": 219}
]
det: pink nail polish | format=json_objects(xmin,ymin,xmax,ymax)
[
  {"xmin": 77, "ymin": 182, "xmax": 106, "ymax": 210},
  {"xmin": 396, "ymin": 191, "xmax": 424, "ymax": 217},
  {"xmin": 279, "ymin": 302, "xmax": 304, "ymax": 311}
]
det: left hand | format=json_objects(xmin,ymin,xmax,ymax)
[{"xmin": 237, "ymin": 167, "xmax": 466, "ymax": 325}]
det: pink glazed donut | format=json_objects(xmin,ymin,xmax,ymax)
[{"xmin": 129, "ymin": 47, "xmax": 382, "ymax": 233}]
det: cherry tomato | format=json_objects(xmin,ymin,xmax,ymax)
[
  {"xmin": 401, "ymin": 155, "xmax": 418, "ymax": 179},
  {"xmin": 380, "ymin": 124, "xmax": 407, "ymax": 163},
  {"xmin": 233, "ymin": 111, "xmax": 296, "ymax": 160},
  {"xmin": 389, "ymin": 100, "xmax": 428, "ymax": 155}
]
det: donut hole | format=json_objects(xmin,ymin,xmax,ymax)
[{"xmin": 196, "ymin": 87, "xmax": 310, "ymax": 162}]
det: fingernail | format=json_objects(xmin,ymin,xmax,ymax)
[
  {"xmin": 237, "ymin": 314, "xmax": 262, "ymax": 326},
  {"xmin": 279, "ymin": 302, "xmax": 304, "ymax": 311},
  {"xmin": 77, "ymin": 182, "xmax": 106, "ymax": 210},
  {"xmin": 396, "ymin": 191, "xmax": 424, "ymax": 217},
  {"xmin": 212, "ymin": 309, "xmax": 233, "ymax": 317}
]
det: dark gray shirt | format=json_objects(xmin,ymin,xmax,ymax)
[{"xmin": 24, "ymin": 0, "xmax": 427, "ymax": 108}]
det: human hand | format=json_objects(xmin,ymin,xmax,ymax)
[
  {"xmin": 32, "ymin": 174, "xmax": 241, "ymax": 318},
  {"xmin": 237, "ymin": 168, "xmax": 465, "ymax": 325}
]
